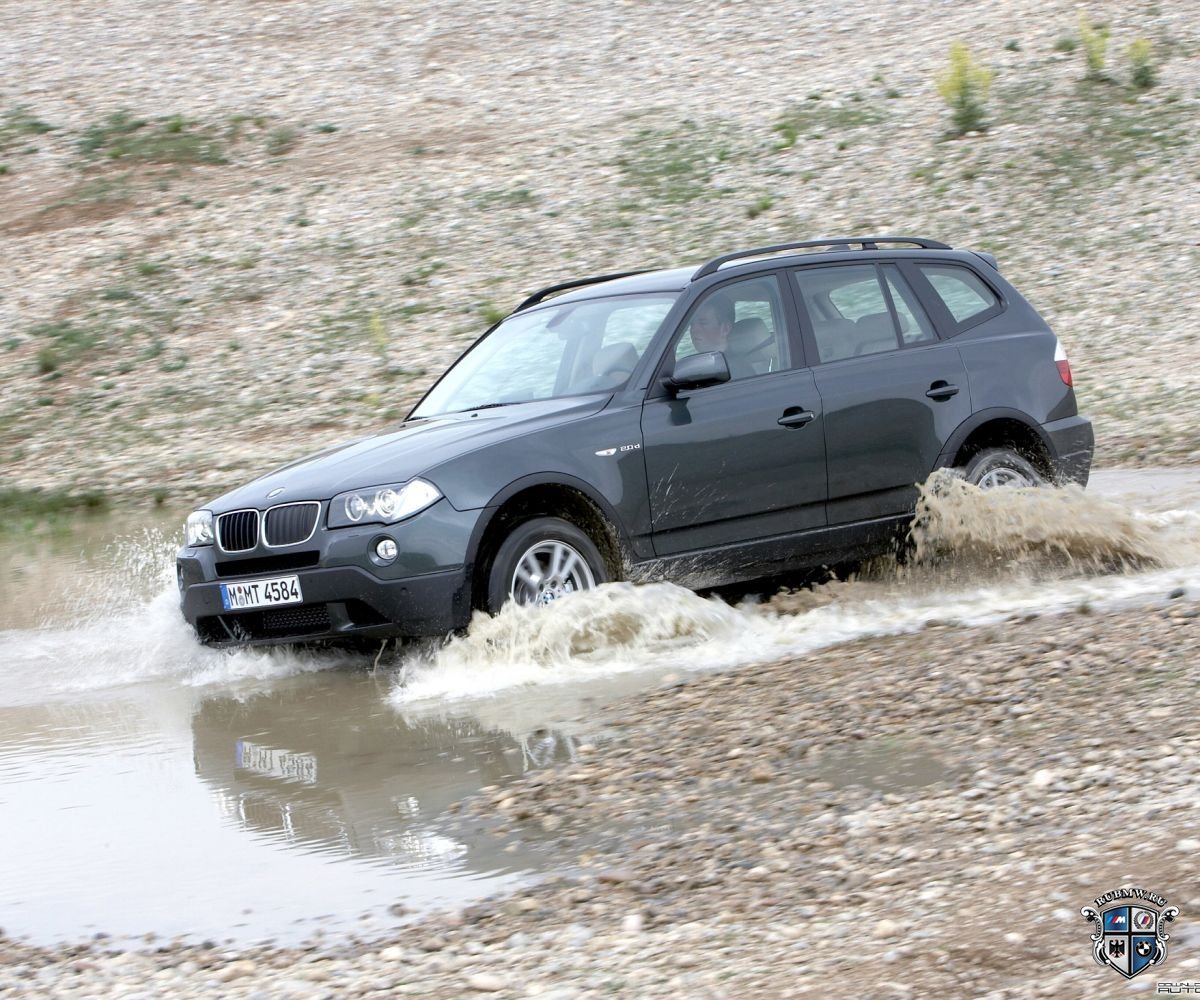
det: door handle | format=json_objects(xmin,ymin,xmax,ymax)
[
  {"xmin": 926, "ymin": 381, "xmax": 959, "ymax": 400},
  {"xmin": 778, "ymin": 408, "xmax": 816, "ymax": 428}
]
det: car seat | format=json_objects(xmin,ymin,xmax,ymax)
[
  {"xmin": 851, "ymin": 312, "xmax": 900, "ymax": 356},
  {"xmin": 727, "ymin": 317, "xmax": 775, "ymax": 377},
  {"xmin": 589, "ymin": 341, "xmax": 639, "ymax": 390}
]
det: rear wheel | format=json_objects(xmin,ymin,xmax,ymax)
[
  {"xmin": 962, "ymin": 447, "xmax": 1045, "ymax": 489},
  {"xmin": 486, "ymin": 517, "xmax": 608, "ymax": 613}
]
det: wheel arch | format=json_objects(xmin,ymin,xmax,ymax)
[
  {"xmin": 466, "ymin": 474, "xmax": 629, "ymax": 611},
  {"xmin": 935, "ymin": 408, "xmax": 1055, "ymax": 479}
]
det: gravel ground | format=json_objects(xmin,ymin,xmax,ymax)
[
  {"xmin": 2, "ymin": 598, "xmax": 1197, "ymax": 997},
  {"xmin": 1, "ymin": 1, "xmax": 1199, "ymax": 505}
]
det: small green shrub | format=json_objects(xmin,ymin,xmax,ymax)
[
  {"xmin": 1128, "ymin": 38, "xmax": 1157, "ymax": 90},
  {"xmin": 772, "ymin": 121, "xmax": 798, "ymax": 150},
  {"xmin": 265, "ymin": 125, "xmax": 300, "ymax": 156},
  {"xmin": 747, "ymin": 194, "xmax": 774, "ymax": 219},
  {"xmin": 480, "ymin": 303, "xmax": 507, "ymax": 326},
  {"xmin": 937, "ymin": 42, "xmax": 993, "ymax": 135},
  {"xmin": 1078, "ymin": 12, "xmax": 1110, "ymax": 80},
  {"xmin": 1004, "ymin": 39, "xmax": 1021, "ymax": 52},
  {"xmin": 0, "ymin": 106, "xmax": 53, "ymax": 152},
  {"xmin": 30, "ymin": 322, "xmax": 99, "ymax": 372},
  {"xmin": 1054, "ymin": 36, "xmax": 1078, "ymax": 53}
]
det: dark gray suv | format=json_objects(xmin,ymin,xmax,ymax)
[{"xmin": 177, "ymin": 237, "xmax": 1093, "ymax": 646}]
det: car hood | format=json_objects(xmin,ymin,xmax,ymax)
[{"xmin": 208, "ymin": 395, "xmax": 610, "ymax": 510}]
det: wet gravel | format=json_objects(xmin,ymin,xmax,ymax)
[{"xmin": 4, "ymin": 597, "xmax": 1197, "ymax": 997}]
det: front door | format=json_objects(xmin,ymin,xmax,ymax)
[{"xmin": 640, "ymin": 274, "xmax": 828, "ymax": 556}]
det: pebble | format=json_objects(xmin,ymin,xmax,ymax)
[{"xmin": 465, "ymin": 972, "xmax": 508, "ymax": 992}]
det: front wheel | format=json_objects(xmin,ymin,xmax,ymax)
[
  {"xmin": 486, "ymin": 517, "xmax": 608, "ymax": 613},
  {"xmin": 961, "ymin": 447, "xmax": 1045, "ymax": 489}
]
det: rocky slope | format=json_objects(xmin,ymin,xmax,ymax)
[{"xmin": 2, "ymin": 0, "xmax": 1198, "ymax": 507}]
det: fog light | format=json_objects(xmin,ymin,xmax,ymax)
[{"xmin": 375, "ymin": 538, "xmax": 398, "ymax": 561}]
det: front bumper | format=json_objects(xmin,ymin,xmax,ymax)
[
  {"xmin": 1044, "ymin": 414, "xmax": 1094, "ymax": 486},
  {"xmin": 177, "ymin": 500, "xmax": 480, "ymax": 646}
]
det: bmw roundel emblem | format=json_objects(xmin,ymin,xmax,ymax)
[{"xmin": 266, "ymin": 487, "xmax": 284, "ymax": 498}]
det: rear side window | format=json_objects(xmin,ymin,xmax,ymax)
[
  {"xmin": 792, "ymin": 264, "xmax": 935, "ymax": 364},
  {"xmin": 918, "ymin": 264, "xmax": 1000, "ymax": 324}
]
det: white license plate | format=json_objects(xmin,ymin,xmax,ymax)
[
  {"xmin": 236, "ymin": 740, "xmax": 317, "ymax": 783},
  {"xmin": 220, "ymin": 575, "xmax": 302, "ymax": 610}
]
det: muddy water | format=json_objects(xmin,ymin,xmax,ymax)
[
  {"xmin": 0, "ymin": 666, "xmax": 582, "ymax": 946},
  {"xmin": 1, "ymin": 470, "xmax": 1199, "ymax": 946}
]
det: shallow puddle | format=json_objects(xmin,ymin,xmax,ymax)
[{"xmin": 0, "ymin": 668, "xmax": 580, "ymax": 947}]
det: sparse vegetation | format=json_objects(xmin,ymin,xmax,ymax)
[
  {"xmin": 480, "ymin": 303, "xmax": 508, "ymax": 326},
  {"xmin": 1128, "ymin": 38, "xmax": 1158, "ymax": 90},
  {"xmin": 0, "ymin": 487, "xmax": 109, "ymax": 531},
  {"xmin": 1078, "ymin": 12, "xmax": 1110, "ymax": 81},
  {"xmin": 265, "ymin": 125, "xmax": 301, "ymax": 156},
  {"xmin": 772, "ymin": 100, "xmax": 884, "ymax": 150},
  {"xmin": 937, "ymin": 42, "xmax": 993, "ymax": 136},
  {"xmin": 0, "ymin": 106, "xmax": 53, "ymax": 152},
  {"xmin": 746, "ymin": 194, "xmax": 774, "ymax": 219},
  {"xmin": 617, "ymin": 122, "xmax": 734, "ymax": 204},
  {"xmin": 78, "ymin": 111, "xmax": 227, "ymax": 165},
  {"xmin": 1053, "ymin": 36, "xmax": 1078, "ymax": 54},
  {"xmin": 54, "ymin": 175, "xmax": 134, "ymax": 205},
  {"xmin": 30, "ymin": 322, "xmax": 100, "ymax": 374}
]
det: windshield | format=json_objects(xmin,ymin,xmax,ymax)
[{"xmin": 412, "ymin": 292, "xmax": 678, "ymax": 417}]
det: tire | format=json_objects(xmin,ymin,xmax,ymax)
[
  {"xmin": 961, "ymin": 447, "xmax": 1045, "ymax": 489},
  {"xmin": 486, "ymin": 517, "xmax": 608, "ymax": 613}
]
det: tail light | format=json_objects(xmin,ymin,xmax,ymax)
[{"xmin": 1054, "ymin": 340, "xmax": 1073, "ymax": 386}]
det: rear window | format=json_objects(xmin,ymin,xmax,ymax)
[{"xmin": 918, "ymin": 264, "xmax": 1000, "ymax": 324}]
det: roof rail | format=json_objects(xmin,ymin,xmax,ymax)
[
  {"xmin": 514, "ymin": 269, "xmax": 652, "ymax": 313},
  {"xmin": 692, "ymin": 236, "xmax": 952, "ymax": 280}
]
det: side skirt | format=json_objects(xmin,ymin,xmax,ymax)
[{"xmin": 626, "ymin": 515, "xmax": 912, "ymax": 590}]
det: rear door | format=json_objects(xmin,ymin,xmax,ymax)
[
  {"xmin": 640, "ymin": 273, "xmax": 828, "ymax": 556},
  {"xmin": 790, "ymin": 262, "xmax": 971, "ymax": 524}
]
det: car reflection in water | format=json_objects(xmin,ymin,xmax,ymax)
[{"xmin": 191, "ymin": 671, "xmax": 579, "ymax": 872}]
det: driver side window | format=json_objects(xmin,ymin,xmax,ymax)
[{"xmin": 673, "ymin": 275, "xmax": 790, "ymax": 380}]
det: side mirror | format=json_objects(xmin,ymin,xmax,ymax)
[{"xmin": 663, "ymin": 351, "xmax": 731, "ymax": 392}]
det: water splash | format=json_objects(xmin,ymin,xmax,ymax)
[
  {"xmin": 0, "ymin": 526, "xmax": 354, "ymax": 706},
  {"xmin": 908, "ymin": 470, "xmax": 1172, "ymax": 570},
  {"xmin": 2, "ymin": 474, "xmax": 1198, "ymax": 708},
  {"xmin": 391, "ymin": 474, "xmax": 1200, "ymax": 707}
]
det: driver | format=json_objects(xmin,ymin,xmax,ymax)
[{"xmin": 690, "ymin": 294, "xmax": 734, "ymax": 354}]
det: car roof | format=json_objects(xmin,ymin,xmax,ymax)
[
  {"xmin": 515, "ymin": 237, "xmax": 985, "ymax": 314},
  {"xmin": 531, "ymin": 266, "xmax": 695, "ymax": 308}
]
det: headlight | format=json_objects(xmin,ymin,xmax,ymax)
[
  {"xmin": 186, "ymin": 510, "xmax": 214, "ymax": 546},
  {"xmin": 328, "ymin": 479, "xmax": 442, "ymax": 529}
]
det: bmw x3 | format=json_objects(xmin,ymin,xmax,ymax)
[{"xmin": 176, "ymin": 236, "xmax": 1094, "ymax": 646}]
